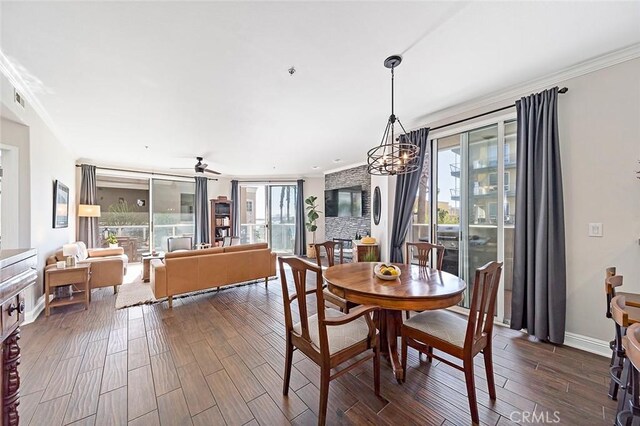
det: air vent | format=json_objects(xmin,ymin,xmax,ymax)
[{"xmin": 14, "ymin": 89, "xmax": 25, "ymax": 108}]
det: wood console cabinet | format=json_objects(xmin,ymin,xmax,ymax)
[
  {"xmin": 353, "ymin": 241, "xmax": 380, "ymax": 262},
  {"xmin": 0, "ymin": 249, "xmax": 37, "ymax": 426}
]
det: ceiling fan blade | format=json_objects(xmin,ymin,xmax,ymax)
[
  {"xmin": 200, "ymin": 162, "xmax": 209, "ymax": 169},
  {"xmin": 170, "ymin": 167, "xmax": 196, "ymax": 170},
  {"xmin": 203, "ymin": 168, "xmax": 221, "ymax": 175}
]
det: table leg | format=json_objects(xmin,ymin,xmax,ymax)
[{"xmin": 376, "ymin": 309, "xmax": 404, "ymax": 383}]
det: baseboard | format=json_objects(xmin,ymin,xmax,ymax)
[
  {"xmin": 23, "ymin": 295, "xmax": 46, "ymax": 325},
  {"xmin": 563, "ymin": 332, "xmax": 610, "ymax": 358}
]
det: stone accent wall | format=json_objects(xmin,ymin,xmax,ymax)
[{"xmin": 324, "ymin": 165, "xmax": 371, "ymax": 241}]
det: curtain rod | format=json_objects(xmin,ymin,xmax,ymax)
[
  {"xmin": 429, "ymin": 87, "xmax": 568, "ymax": 132},
  {"xmin": 75, "ymin": 164, "xmax": 218, "ymax": 181},
  {"xmin": 235, "ymin": 179, "xmax": 305, "ymax": 183}
]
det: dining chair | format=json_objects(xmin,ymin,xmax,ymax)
[
  {"xmin": 404, "ymin": 242, "xmax": 446, "ymax": 319},
  {"xmin": 606, "ymin": 267, "xmax": 640, "ymax": 313},
  {"xmin": 167, "ymin": 236, "xmax": 193, "ymax": 252},
  {"xmin": 278, "ymin": 256, "xmax": 380, "ymax": 426},
  {"xmin": 616, "ymin": 322, "xmax": 640, "ymax": 425},
  {"xmin": 400, "ymin": 261, "xmax": 503, "ymax": 425},
  {"xmin": 609, "ymin": 292, "xmax": 640, "ymax": 402},
  {"xmin": 405, "ymin": 241, "xmax": 445, "ymax": 270},
  {"xmin": 314, "ymin": 241, "xmax": 356, "ymax": 313}
]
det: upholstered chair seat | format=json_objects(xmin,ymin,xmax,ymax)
[
  {"xmin": 403, "ymin": 310, "xmax": 467, "ymax": 348},
  {"xmin": 293, "ymin": 308, "xmax": 371, "ymax": 355}
]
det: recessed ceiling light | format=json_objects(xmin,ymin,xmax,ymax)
[
  {"xmin": 333, "ymin": 159, "xmax": 342, "ymax": 163},
  {"xmin": 312, "ymin": 166, "xmax": 320, "ymax": 170}
]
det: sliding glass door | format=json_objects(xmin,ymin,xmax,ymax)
[
  {"xmin": 239, "ymin": 183, "xmax": 297, "ymax": 254},
  {"xmin": 412, "ymin": 119, "xmax": 516, "ymax": 322},
  {"xmin": 151, "ymin": 179, "xmax": 195, "ymax": 252}
]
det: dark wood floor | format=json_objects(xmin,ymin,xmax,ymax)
[{"xmin": 18, "ymin": 270, "xmax": 616, "ymax": 425}]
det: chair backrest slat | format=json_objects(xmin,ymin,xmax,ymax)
[
  {"xmin": 465, "ymin": 261, "xmax": 503, "ymax": 347},
  {"xmin": 314, "ymin": 241, "xmax": 344, "ymax": 267},
  {"xmin": 605, "ymin": 267, "xmax": 617, "ymax": 318},
  {"xmin": 278, "ymin": 256, "xmax": 327, "ymax": 349},
  {"xmin": 405, "ymin": 242, "xmax": 445, "ymax": 270}
]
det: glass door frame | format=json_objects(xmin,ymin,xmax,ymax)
[
  {"xmin": 239, "ymin": 182, "xmax": 298, "ymax": 255},
  {"xmin": 428, "ymin": 112, "xmax": 516, "ymax": 323}
]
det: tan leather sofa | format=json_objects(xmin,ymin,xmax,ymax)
[
  {"xmin": 150, "ymin": 242, "xmax": 276, "ymax": 307},
  {"xmin": 46, "ymin": 242, "xmax": 128, "ymax": 292}
]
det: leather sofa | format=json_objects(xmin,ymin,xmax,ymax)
[
  {"xmin": 46, "ymin": 242, "xmax": 128, "ymax": 292},
  {"xmin": 150, "ymin": 242, "xmax": 276, "ymax": 307}
]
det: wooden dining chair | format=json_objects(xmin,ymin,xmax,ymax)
[
  {"xmin": 314, "ymin": 241, "xmax": 357, "ymax": 313},
  {"xmin": 405, "ymin": 241, "xmax": 445, "ymax": 270},
  {"xmin": 279, "ymin": 256, "xmax": 380, "ymax": 425},
  {"xmin": 400, "ymin": 261, "xmax": 503, "ymax": 425},
  {"xmin": 606, "ymin": 267, "xmax": 640, "ymax": 313},
  {"xmin": 405, "ymin": 242, "xmax": 446, "ymax": 319},
  {"xmin": 616, "ymin": 322, "xmax": 640, "ymax": 425}
]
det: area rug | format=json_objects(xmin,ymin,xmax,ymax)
[{"xmin": 115, "ymin": 264, "xmax": 156, "ymax": 309}]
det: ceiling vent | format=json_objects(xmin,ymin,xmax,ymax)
[{"xmin": 14, "ymin": 89, "xmax": 25, "ymax": 108}]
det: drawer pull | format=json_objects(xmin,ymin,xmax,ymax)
[
  {"xmin": 8, "ymin": 303, "xmax": 17, "ymax": 316},
  {"xmin": 7, "ymin": 301, "xmax": 23, "ymax": 316}
]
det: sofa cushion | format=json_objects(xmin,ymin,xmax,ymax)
[
  {"xmin": 223, "ymin": 243, "xmax": 268, "ymax": 253},
  {"xmin": 88, "ymin": 247, "xmax": 125, "ymax": 258},
  {"xmin": 166, "ymin": 247, "xmax": 223, "ymax": 260}
]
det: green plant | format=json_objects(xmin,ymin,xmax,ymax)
[
  {"xmin": 362, "ymin": 247, "xmax": 378, "ymax": 262},
  {"xmin": 304, "ymin": 195, "xmax": 322, "ymax": 244},
  {"xmin": 106, "ymin": 234, "xmax": 118, "ymax": 245}
]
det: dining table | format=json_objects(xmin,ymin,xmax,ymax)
[{"xmin": 324, "ymin": 262, "xmax": 467, "ymax": 383}]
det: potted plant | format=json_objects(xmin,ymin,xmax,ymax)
[
  {"xmin": 305, "ymin": 195, "xmax": 322, "ymax": 258},
  {"xmin": 106, "ymin": 234, "xmax": 119, "ymax": 249}
]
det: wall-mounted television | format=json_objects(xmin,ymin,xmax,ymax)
[{"xmin": 325, "ymin": 186, "xmax": 363, "ymax": 217}]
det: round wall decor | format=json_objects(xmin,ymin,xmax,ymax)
[{"xmin": 373, "ymin": 186, "xmax": 381, "ymax": 225}]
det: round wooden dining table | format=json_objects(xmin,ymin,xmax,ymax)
[{"xmin": 324, "ymin": 262, "xmax": 466, "ymax": 382}]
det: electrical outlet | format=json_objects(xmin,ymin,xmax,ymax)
[{"xmin": 588, "ymin": 223, "xmax": 603, "ymax": 237}]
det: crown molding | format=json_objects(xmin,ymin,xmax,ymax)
[
  {"xmin": 408, "ymin": 43, "xmax": 640, "ymax": 128},
  {"xmin": 0, "ymin": 49, "xmax": 64, "ymax": 145}
]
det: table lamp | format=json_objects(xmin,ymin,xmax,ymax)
[
  {"xmin": 62, "ymin": 243, "xmax": 79, "ymax": 267},
  {"xmin": 78, "ymin": 204, "xmax": 101, "ymax": 218}
]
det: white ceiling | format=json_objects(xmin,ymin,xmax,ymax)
[{"xmin": 1, "ymin": 1, "xmax": 639, "ymax": 177}]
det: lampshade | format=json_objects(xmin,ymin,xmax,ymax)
[
  {"xmin": 62, "ymin": 243, "xmax": 79, "ymax": 257},
  {"xmin": 78, "ymin": 204, "xmax": 101, "ymax": 217}
]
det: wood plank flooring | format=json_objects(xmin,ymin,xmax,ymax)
[{"xmin": 18, "ymin": 266, "xmax": 616, "ymax": 425}]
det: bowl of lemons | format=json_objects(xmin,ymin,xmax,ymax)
[{"xmin": 374, "ymin": 263, "xmax": 401, "ymax": 281}]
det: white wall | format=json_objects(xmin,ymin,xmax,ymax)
[
  {"xmin": 1, "ymin": 72, "xmax": 77, "ymax": 317},
  {"xmin": 303, "ymin": 177, "xmax": 325, "ymax": 245},
  {"xmin": 370, "ymin": 175, "xmax": 396, "ymax": 262},
  {"xmin": 409, "ymin": 57, "xmax": 640, "ymax": 349}
]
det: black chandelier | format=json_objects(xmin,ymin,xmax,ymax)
[{"xmin": 367, "ymin": 55, "xmax": 420, "ymax": 176}]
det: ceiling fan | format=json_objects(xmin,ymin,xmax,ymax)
[{"xmin": 171, "ymin": 157, "xmax": 221, "ymax": 175}]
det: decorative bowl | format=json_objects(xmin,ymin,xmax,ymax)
[{"xmin": 374, "ymin": 263, "xmax": 401, "ymax": 281}]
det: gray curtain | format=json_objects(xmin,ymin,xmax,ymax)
[
  {"xmin": 194, "ymin": 176, "xmax": 209, "ymax": 245},
  {"xmin": 78, "ymin": 164, "xmax": 98, "ymax": 248},
  {"xmin": 390, "ymin": 127, "xmax": 429, "ymax": 263},
  {"xmin": 511, "ymin": 87, "xmax": 566, "ymax": 344},
  {"xmin": 230, "ymin": 180, "xmax": 239, "ymax": 237},
  {"xmin": 294, "ymin": 180, "xmax": 306, "ymax": 256}
]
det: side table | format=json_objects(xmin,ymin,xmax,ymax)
[
  {"xmin": 44, "ymin": 264, "xmax": 91, "ymax": 317},
  {"xmin": 142, "ymin": 252, "xmax": 165, "ymax": 282}
]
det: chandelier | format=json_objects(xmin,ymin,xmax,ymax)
[{"xmin": 367, "ymin": 55, "xmax": 420, "ymax": 176}]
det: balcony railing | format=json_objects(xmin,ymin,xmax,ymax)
[
  {"xmin": 98, "ymin": 223, "xmax": 194, "ymax": 261},
  {"xmin": 240, "ymin": 223, "xmax": 296, "ymax": 254}
]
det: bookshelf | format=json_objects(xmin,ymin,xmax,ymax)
[{"xmin": 210, "ymin": 197, "xmax": 234, "ymax": 246}]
